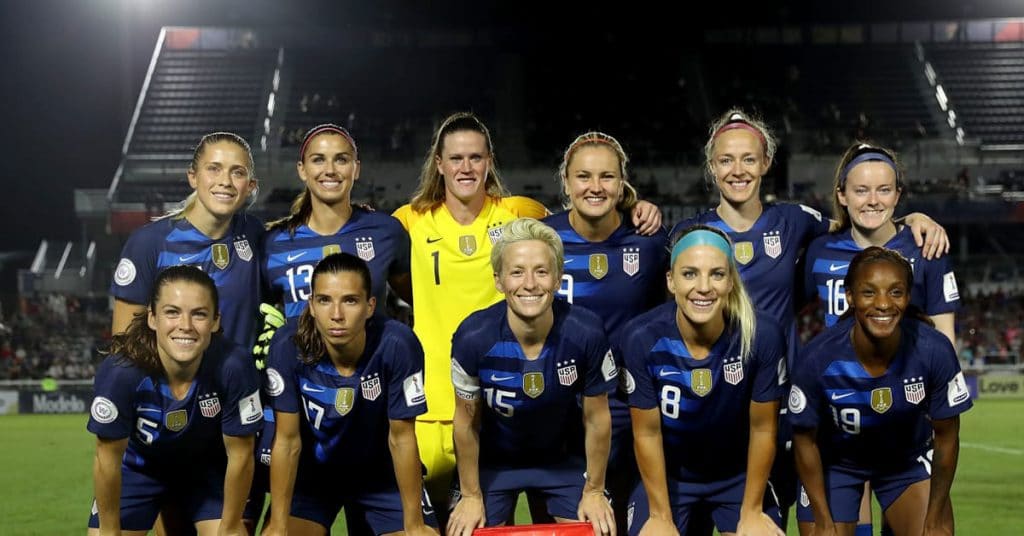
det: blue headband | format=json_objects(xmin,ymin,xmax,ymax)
[
  {"xmin": 839, "ymin": 151, "xmax": 897, "ymax": 189},
  {"xmin": 670, "ymin": 230, "xmax": 733, "ymax": 266}
]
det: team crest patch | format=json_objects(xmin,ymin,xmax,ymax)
[
  {"xmin": 322, "ymin": 244, "xmax": 341, "ymax": 257},
  {"xmin": 361, "ymin": 373, "xmax": 382, "ymax": 401},
  {"xmin": 691, "ymin": 368, "xmax": 713, "ymax": 397},
  {"xmin": 589, "ymin": 253, "xmax": 609, "ymax": 279},
  {"xmin": 622, "ymin": 247, "xmax": 640, "ymax": 276},
  {"xmin": 557, "ymin": 360, "xmax": 578, "ymax": 387},
  {"xmin": 903, "ymin": 377, "xmax": 925, "ymax": 405},
  {"xmin": 871, "ymin": 387, "xmax": 893, "ymax": 414},
  {"xmin": 723, "ymin": 358, "xmax": 744, "ymax": 385},
  {"xmin": 459, "ymin": 235, "xmax": 477, "ymax": 256},
  {"xmin": 335, "ymin": 388, "xmax": 356, "ymax": 416},
  {"xmin": 165, "ymin": 409, "xmax": 188, "ymax": 432},
  {"xmin": 763, "ymin": 231, "xmax": 781, "ymax": 259},
  {"xmin": 199, "ymin": 394, "xmax": 221, "ymax": 418},
  {"xmin": 114, "ymin": 258, "xmax": 136, "ymax": 286},
  {"xmin": 355, "ymin": 237, "xmax": 375, "ymax": 261},
  {"xmin": 233, "ymin": 239, "xmax": 253, "ymax": 262},
  {"xmin": 734, "ymin": 242, "xmax": 754, "ymax": 265},
  {"xmin": 523, "ymin": 371, "xmax": 545, "ymax": 398},
  {"xmin": 211, "ymin": 243, "xmax": 230, "ymax": 270},
  {"xmin": 487, "ymin": 226, "xmax": 504, "ymax": 244}
]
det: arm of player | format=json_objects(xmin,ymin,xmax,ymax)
[
  {"xmin": 111, "ymin": 299, "xmax": 146, "ymax": 335},
  {"xmin": 266, "ymin": 410, "xmax": 302, "ymax": 535},
  {"xmin": 93, "ymin": 436, "xmax": 128, "ymax": 535},
  {"xmin": 737, "ymin": 400, "xmax": 784, "ymax": 536},
  {"xmin": 924, "ymin": 415, "xmax": 961, "ymax": 534},
  {"xmin": 630, "ymin": 200, "xmax": 663, "ymax": 236},
  {"xmin": 449, "ymin": 395, "xmax": 485, "ymax": 536},
  {"xmin": 389, "ymin": 271, "xmax": 414, "ymax": 306},
  {"xmin": 219, "ymin": 433, "xmax": 255, "ymax": 536},
  {"xmin": 630, "ymin": 406, "xmax": 679, "ymax": 536},
  {"xmin": 930, "ymin": 312, "xmax": 956, "ymax": 348},
  {"xmin": 579, "ymin": 393, "xmax": 615, "ymax": 536},
  {"xmin": 793, "ymin": 427, "xmax": 836, "ymax": 531},
  {"xmin": 899, "ymin": 212, "xmax": 949, "ymax": 260},
  {"xmin": 389, "ymin": 418, "xmax": 437, "ymax": 535}
]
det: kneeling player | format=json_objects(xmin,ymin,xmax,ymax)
[
  {"xmin": 447, "ymin": 218, "xmax": 617, "ymax": 536},
  {"xmin": 263, "ymin": 253, "xmax": 437, "ymax": 535}
]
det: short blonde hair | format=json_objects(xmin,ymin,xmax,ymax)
[{"xmin": 490, "ymin": 218, "xmax": 564, "ymax": 277}]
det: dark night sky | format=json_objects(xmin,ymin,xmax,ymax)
[{"xmin": 1, "ymin": 0, "xmax": 1020, "ymax": 254}]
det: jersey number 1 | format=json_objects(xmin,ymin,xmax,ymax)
[{"xmin": 431, "ymin": 251, "xmax": 440, "ymax": 285}]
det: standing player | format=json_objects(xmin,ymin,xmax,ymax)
[
  {"xmin": 393, "ymin": 112, "xmax": 661, "ymax": 517},
  {"xmin": 88, "ymin": 266, "xmax": 263, "ymax": 535},
  {"xmin": 264, "ymin": 124, "xmax": 411, "ymax": 321},
  {"xmin": 789, "ymin": 247, "xmax": 971, "ymax": 536},
  {"xmin": 622, "ymin": 225, "xmax": 786, "ymax": 536},
  {"xmin": 111, "ymin": 132, "xmax": 263, "ymax": 349},
  {"xmin": 543, "ymin": 131, "xmax": 669, "ymax": 532},
  {"xmin": 262, "ymin": 253, "xmax": 436, "ymax": 536},
  {"xmin": 448, "ymin": 218, "xmax": 617, "ymax": 536}
]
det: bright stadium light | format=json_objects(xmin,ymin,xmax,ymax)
[{"xmin": 935, "ymin": 84, "xmax": 948, "ymax": 112}]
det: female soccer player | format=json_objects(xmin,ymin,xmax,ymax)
[
  {"xmin": 448, "ymin": 218, "xmax": 617, "ymax": 536},
  {"xmin": 543, "ymin": 131, "xmax": 669, "ymax": 531},
  {"xmin": 264, "ymin": 124, "xmax": 411, "ymax": 321},
  {"xmin": 88, "ymin": 266, "xmax": 263, "ymax": 535},
  {"xmin": 262, "ymin": 253, "xmax": 436, "ymax": 536},
  {"xmin": 804, "ymin": 142, "xmax": 959, "ymax": 343},
  {"xmin": 789, "ymin": 247, "xmax": 971, "ymax": 536},
  {"xmin": 622, "ymin": 225, "xmax": 786, "ymax": 536},
  {"xmin": 111, "ymin": 132, "xmax": 264, "ymax": 349}
]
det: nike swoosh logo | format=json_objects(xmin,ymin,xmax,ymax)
[
  {"xmin": 287, "ymin": 252, "xmax": 307, "ymax": 262},
  {"xmin": 659, "ymin": 370, "xmax": 681, "ymax": 377},
  {"xmin": 829, "ymin": 263, "xmax": 849, "ymax": 272},
  {"xmin": 178, "ymin": 253, "xmax": 202, "ymax": 263},
  {"xmin": 490, "ymin": 375, "xmax": 515, "ymax": 382},
  {"xmin": 301, "ymin": 383, "xmax": 325, "ymax": 393},
  {"xmin": 831, "ymin": 391, "xmax": 856, "ymax": 401},
  {"xmin": 564, "ymin": 259, "xmax": 575, "ymax": 264},
  {"xmin": 427, "ymin": 237, "xmax": 443, "ymax": 244}
]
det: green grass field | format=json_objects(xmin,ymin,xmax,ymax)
[{"xmin": 1, "ymin": 399, "xmax": 1021, "ymax": 535}]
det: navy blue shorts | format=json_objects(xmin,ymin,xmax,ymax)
[
  {"xmin": 290, "ymin": 473, "xmax": 437, "ymax": 533},
  {"xmin": 795, "ymin": 458, "xmax": 930, "ymax": 524},
  {"xmin": 480, "ymin": 458, "xmax": 587, "ymax": 526},
  {"xmin": 87, "ymin": 467, "xmax": 224, "ymax": 531},
  {"xmin": 626, "ymin": 473, "xmax": 781, "ymax": 535}
]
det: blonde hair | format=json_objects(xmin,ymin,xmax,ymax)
[
  {"xmin": 669, "ymin": 224, "xmax": 757, "ymax": 361},
  {"xmin": 703, "ymin": 108, "xmax": 776, "ymax": 185},
  {"xmin": 490, "ymin": 218, "xmax": 564, "ymax": 277},
  {"xmin": 830, "ymin": 141, "xmax": 904, "ymax": 233},
  {"xmin": 158, "ymin": 132, "xmax": 257, "ymax": 221},
  {"xmin": 409, "ymin": 112, "xmax": 509, "ymax": 213},
  {"xmin": 557, "ymin": 131, "xmax": 639, "ymax": 213}
]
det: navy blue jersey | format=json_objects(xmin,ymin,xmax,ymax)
[
  {"xmin": 543, "ymin": 211, "xmax": 669, "ymax": 336},
  {"xmin": 451, "ymin": 300, "xmax": 618, "ymax": 468},
  {"xmin": 111, "ymin": 214, "xmax": 265, "ymax": 349},
  {"xmin": 804, "ymin": 227, "xmax": 960, "ymax": 327},
  {"xmin": 788, "ymin": 317, "xmax": 972, "ymax": 472},
  {"xmin": 263, "ymin": 317, "xmax": 426, "ymax": 477},
  {"xmin": 621, "ymin": 302, "xmax": 786, "ymax": 482},
  {"xmin": 672, "ymin": 203, "xmax": 829, "ymax": 335},
  {"xmin": 263, "ymin": 208, "xmax": 410, "ymax": 319},
  {"xmin": 88, "ymin": 337, "xmax": 264, "ymax": 478}
]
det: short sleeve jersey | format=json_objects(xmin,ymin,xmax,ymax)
[
  {"xmin": 621, "ymin": 302, "xmax": 787, "ymax": 482},
  {"xmin": 804, "ymin": 226, "xmax": 960, "ymax": 327},
  {"xmin": 788, "ymin": 317, "xmax": 972, "ymax": 472},
  {"xmin": 88, "ymin": 338, "xmax": 264, "ymax": 477},
  {"xmin": 110, "ymin": 213, "xmax": 265, "ymax": 349},
  {"xmin": 393, "ymin": 196, "xmax": 547, "ymax": 420},
  {"xmin": 450, "ymin": 300, "xmax": 617, "ymax": 468},
  {"xmin": 264, "ymin": 317, "xmax": 427, "ymax": 477},
  {"xmin": 263, "ymin": 208, "xmax": 410, "ymax": 319}
]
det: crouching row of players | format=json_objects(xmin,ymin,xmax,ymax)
[{"xmin": 87, "ymin": 217, "xmax": 969, "ymax": 536}]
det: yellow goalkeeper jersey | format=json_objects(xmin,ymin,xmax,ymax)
[{"xmin": 393, "ymin": 196, "xmax": 547, "ymax": 420}]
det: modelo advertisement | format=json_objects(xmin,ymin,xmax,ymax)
[
  {"xmin": 976, "ymin": 374, "xmax": 1024, "ymax": 399},
  {"xmin": 19, "ymin": 386, "xmax": 93, "ymax": 414}
]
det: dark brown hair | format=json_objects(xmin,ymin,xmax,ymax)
[{"xmin": 293, "ymin": 253, "xmax": 373, "ymax": 365}]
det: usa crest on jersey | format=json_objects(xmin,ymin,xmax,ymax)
[
  {"xmin": 355, "ymin": 237, "xmax": 376, "ymax": 261},
  {"xmin": 233, "ymin": 239, "xmax": 253, "ymax": 262},
  {"xmin": 622, "ymin": 247, "xmax": 640, "ymax": 277},
  {"xmin": 488, "ymin": 225, "xmax": 504, "ymax": 245},
  {"xmin": 361, "ymin": 373, "xmax": 382, "ymax": 401},
  {"xmin": 723, "ymin": 358, "xmax": 744, "ymax": 385},
  {"xmin": 199, "ymin": 394, "xmax": 221, "ymax": 418},
  {"xmin": 903, "ymin": 377, "xmax": 925, "ymax": 405},
  {"xmin": 557, "ymin": 360, "xmax": 578, "ymax": 386},
  {"xmin": 763, "ymin": 231, "xmax": 781, "ymax": 259}
]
